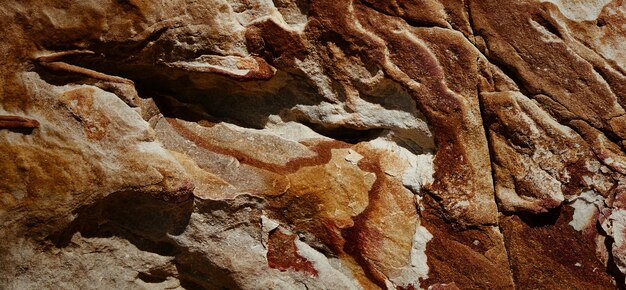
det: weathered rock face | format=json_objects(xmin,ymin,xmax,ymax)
[{"xmin": 0, "ymin": 0, "xmax": 624, "ymax": 289}]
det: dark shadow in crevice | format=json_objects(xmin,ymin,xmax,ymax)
[
  {"xmin": 598, "ymin": 222, "xmax": 626, "ymax": 289},
  {"xmin": 147, "ymin": 91, "xmax": 224, "ymax": 125},
  {"xmin": 483, "ymin": 55, "xmax": 532, "ymax": 98},
  {"xmin": 178, "ymin": 277, "xmax": 208, "ymax": 290},
  {"xmin": 516, "ymin": 205, "xmax": 561, "ymax": 227},
  {"xmin": 136, "ymin": 271, "xmax": 169, "ymax": 284},
  {"xmin": 297, "ymin": 120, "xmax": 384, "ymax": 144},
  {"xmin": 51, "ymin": 190, "xmax": 193, "ymax": 257},
  {"xmin": 30, "ymin": 44, "xmax": 433, "ymax": 149},
  {"xmin": 294, "ymin": 0, "xmax": 311, "ymax": 17},
  {"xmin": 135, "ymin": 70, "xmax": 322, "ymax": 130},
  {"xmin": 393, "ymin": 135, "xmax": 432, "ymax": 155},
  {"xmin": 48, "ymin": 190, "xmax": 252, "ymax": 289},
  {"xmin": 2, "ymin": 127, "xmax": 36, "ymax": 135},
  {"xmin": 30, "ymin": 46, "xmax": 326, "ymax": 130},
  {"xmin": 30, "ymin": 62, "xmax": 96, "ymax": 88},
  {"xmin": 360, "ymin": 92, "xmax": 421, "ymax": 117},
  {"xmin": 530, "ymin": 13, "xmax": 563, "ymax": 39},
  {"xmin": 32, "ymin": 49, "xmax": 326, "ymax": 131},
  {"xmin": 174, "ymin": 255, "xmax": 239, "ymax": 290}
]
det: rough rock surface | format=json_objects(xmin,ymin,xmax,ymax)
[{"xmin": 0, "ymin": 0, "xmax": 625, "ymax": 289}]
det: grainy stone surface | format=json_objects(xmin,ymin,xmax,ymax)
[{"xmin": 0, "ymin": 0, "xmax": 625, "ymax": 289}]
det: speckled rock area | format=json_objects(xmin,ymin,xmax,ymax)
[{"xmin": 1, "ymin": 0, "xmax": 625, "ymax": 289}]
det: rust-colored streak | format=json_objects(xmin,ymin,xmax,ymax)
[
  {"xmin": 266, "ymin": 229, "xmax": 319, "ymax": 277},
  {"xmin": 38, "ymin": 61, "xmax": 134, "ymax": 85},
  {"xmin": 240, "ymin": 57, "xmax": 275, "ymax": 81},
  {"xmin": 169, "ymin": 116, "xmax": 414, "ymax": 288},
  {"xmin": 299, "ymin": 0, "xmax": 492, "ymax": 224},
  {"xmin": 166, "ymin": 118, "xmax": 350, "ymax": 174},
  {"xmin": 35, "ymin": 50, "xmax": 95, "ymax": 63},
  {"xmin": 341, "ymin": 152, "xmax": 389, "ymax": 289},
  {"xmin": 0, "ymin": 115, "xmax": 40, "ymax": 130},
  {"xmin": 341, "ymin": 146, "xmax": 418, "ymax": 290},
  {"xmin": 166, "ymin": 56, "xmax": 275, "ymax": 81},
  {"xmin": 353, "ymin": 4, "xmax": 473, "ymax": 198},
  {"xmin": 36, "ymin": 50, "xmax": 134, "ymax": 85}
]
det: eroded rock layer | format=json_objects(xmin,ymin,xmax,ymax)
[{"xmin": 0, "ymin": 0, "xmax": 625, "ymax": 289}]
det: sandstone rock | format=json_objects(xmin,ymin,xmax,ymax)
[{"xmin": 0, "ymin": 0, "xmax": 625, "ymax": 289}]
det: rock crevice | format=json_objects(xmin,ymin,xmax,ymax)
[{"xmin": 1, "ymin": 0, "xmax": 625, "ymax": 289}]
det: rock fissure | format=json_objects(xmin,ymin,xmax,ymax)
[{"xmin": 1, "ymin": 0, "xmax": 625, "ymax": 289}]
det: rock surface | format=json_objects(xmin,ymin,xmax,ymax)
[{"xmin": 0, "ymin": 0, "xmax": 625, "ymax": 289}]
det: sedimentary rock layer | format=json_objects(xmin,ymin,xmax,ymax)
[{"xmin": 0, "ymin": 0, "xmax": 624, "ymax": 289}]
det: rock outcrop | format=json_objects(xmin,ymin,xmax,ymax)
[{"xmin": 0, "ymin": 0, "xmax": 624, "ymax": 289}]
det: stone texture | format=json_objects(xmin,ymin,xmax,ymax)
[{"xmin": 0, "ymin": 0, "xmax": 625, "ymax": 289}]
